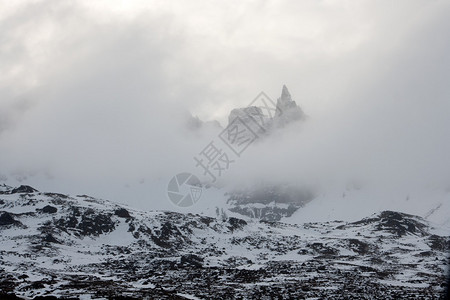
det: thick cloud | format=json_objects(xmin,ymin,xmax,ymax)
[{"xmin": 0, "ymin": 0, "xmax": 449, "ymax": 211}]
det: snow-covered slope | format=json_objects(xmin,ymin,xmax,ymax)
[
  {"xmin": 287, "ymin": 184, "xmax": 450, "ymax": 226},
  {"xmin": 0, "ymin": 185, "xmax": 448, "ymax": 299}
]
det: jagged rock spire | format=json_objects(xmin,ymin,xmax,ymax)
[
  {"xmin": 275, "ymin": 84, "xmax": 305, "ymax": 126},
  {"xmin": 280, "ymin": 85, "xmax": 292, "ymax": 102}
]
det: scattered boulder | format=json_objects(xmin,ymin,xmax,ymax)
[
  {"xmin": 180, "ymin": 254, "xmax": 203, "ymax": 268},
  {"xmin": 42, "ymin": 205, "xmax": 58, "ymax": 214},
  {"xmin": 17, "ymin": 274, "xmax": 28, "ymax": 280},
  {"xmin": 307, "ymin": 242, "xmax": 339, "ymax": 256},
  {"xmin": 228, "ymin": 217, "xmax": 247, "ymax": 231},
  {"xmin": 114, "ymin": 208, "xmax": 131, "ymax": 219},
  {"xmin": 43, "ymin": 233, "xmax": 59, "ymax": 244},
  {"xmin": 0, "ymin": 212, "xmax": 20, "ymax": 226}
]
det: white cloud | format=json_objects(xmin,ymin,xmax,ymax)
[{"xmin": 0, "ymin": 0, "xmax": 449, "ymax": 210}]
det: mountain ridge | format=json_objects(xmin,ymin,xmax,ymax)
[{"xmin": 0, "ymin": 185, "xmax": 448, "ymax": 299}]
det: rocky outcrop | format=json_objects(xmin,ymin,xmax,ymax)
[
  {"xmin": 0, "ymin": 212, "xmax": 21, "ymax": 226},
  {"xmin": 186, "ymin": 113, "xmax": 222, "ymax": 132},
  {"xmin": 180, "ymin": 254, "xmax": 203, "ymax": 268},
  {"xmin": 273, "ymin": 85, "xmax": 306, "ymax": 127},
  {"xmin": 114, "ymin": 208, "xmax": 131, "ymax": 218},
  {"xmin": 41, "ymin": 205, "xmax": 57, "ymax": 214},
  {"xmin": 226, "ymin": 185, "xmax": 315, "ymax": 221},
  {"xmin": 226, "ymin": 85, "xmax": 306, "ymax": 135},
  {"xmin": 10, "ymin": 185, "xmax": 38, "ymax": 194},
  {"xmin": 228, "ymin": 106, "xmax": 270, "ymax": 135},
  {"xmin": 0, "ymin": 185, "xmax": 38, "ymax": 195}
]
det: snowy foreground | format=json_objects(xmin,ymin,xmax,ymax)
[{"xmin": 0, "ymin": 185, "xmax": 449, "ymax": 299}]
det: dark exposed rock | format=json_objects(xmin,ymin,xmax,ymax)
[
  {"xmin": 43, "ymin": 193, "xmax": 69, "ymax": 199},
  {"xmin": 0, "ymin": 293, "xmax": 24, "ymax": 300},
  {"xmin": 43, "ymin": 233, "xmax": 59, "ymax": 243},
  {"xmin": 78, "ymin": 213, "xmax": 115, "ymax": 236},
  {"xmin": 55, "ymin": 208, "xmax": 116, "ymax": 237},
  {"xmin": 180, "ymin": 254, "xmax": 203, "ymax": 268},
  {"xmin": 199, "ymin": 216, "xmax": 214, "ymax": 226},
  {"xmin": 151, "ymin": 222, "xmax": 186, "ymax": 248},
  {"xmin": 11, "ymin": 185, "xmax": 37, "ymax": 194},
  {"xmin": 232, "ymin": 269, "xmax": 265, "ymax": 283},
  {"xmin": 0, "ymin": 212, "xmax": 20, "ymax": 226},
  {"xmin": 30, "ymin": 281, "xmax": 45, "ymax": 289},
  {"xmin": 376, "ymin": 211, "xmax": 428, "ymax": 237},
  {"xmin": 417, "ymin": 250, "xmax": 433, "ymax": 257},
  {"xmin": 42, "ymin": 205, "xmax": 58, "ymax": 214},
  {"xmin": 428, "ymin": 235, "xmax": 450, "ymax": 251},
  {"xmin": 228, "ymin": 217, "xmax": 247, "ymax": 231},
  {"xmin": 307, "ymin": 242, "xmax": 339, "ymax": 256},
  {"xmin": 347, "ymin": 239, "xmax": 371, "ymax": 255},
  {"xmin": 345, "ymin": 211, "xmax": 429, "ymax": 237},
  {"xmin": 114, "ymin": 208, "xmax": 131, "ymax": 219},
  {"xmin": 55, "ymin": 215, "xmax": 78, "ymax": 231}
]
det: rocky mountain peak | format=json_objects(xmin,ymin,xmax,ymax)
[
  {"xmin": 275, "ymin": 85, "xmax": 305, "ymax": 126},
  {"xmin": 224, "ymin": 85, "xmax": 306, "ymax": 134},
  {"xmin": 280, "ymin": 84, "xmax": 292, "ymax": 103}
]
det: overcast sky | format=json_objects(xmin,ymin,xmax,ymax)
[{"xmin": 0, "ymin": 0, "xmax": 449, "ymax": 211}]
